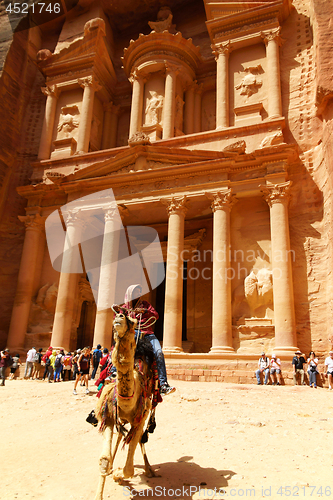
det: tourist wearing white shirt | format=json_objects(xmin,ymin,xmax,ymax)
[
  {"xmin": 324, "ymin": 350, "xmax": 333, "ymax": 390},
  {"xmin": 270, "ymin": 354, "xmax": 282, "ymax": 385}
]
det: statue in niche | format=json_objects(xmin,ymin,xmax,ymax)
[
  {"xmin": 146, "ymin": 91, "xmax": 164, "ymax": 125},
  {"xmin": 204, "ymin": 108, "xmax": 216, "ymax": 130},
  {"xmin": 148, "ymin": 6, "xmax": 176, "ymax": 34},
  {"xmin": 90, "ymin": 115, "xmax": 101, "ymax": 150},
  {"xmin": 57, "ymin": 105, "xmax": 79, "ymax": 139},
  {"xmin": 235, "ymin": 64, "xmax": 263, "ymax": 97},
  {"xmin": 244, "ymin": 268, "xmax": 273, "ymax": 317},
  {"xmin": 175, "ymin": 95, "xmax": 184, "ymax": 132}
]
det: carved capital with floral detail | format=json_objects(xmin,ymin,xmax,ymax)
[
  {"xmin": 260, "ymin": 181, "xmax": 292, "ymax": 207},
  {"xmin": 206, "ymin": 189, "xmax": 237, "ymax": 213},
  {"xmin": 261, "ymin": 27, "xmax": 284, "ymax": 46},
  {"xmin": 161, "ymin": 196, "xmax": 189, "ymax": 217},
  {"xmin": 211, "ymin": 41, "xmax": 232, "ymax": 60},
  {"xmin": 64, "ymin": 209, "xmax": 87, "ymax": 229},
  {"xmin": 41, "ymin": 85, "xmax": 60, "ymax": 99},
  {"xmin": 78, "ymin": 76, "xmax": 102, "ymax": 92},
  {"xmin": 18, "ymin": 213, "xmax": 45, "ymax": 231}
]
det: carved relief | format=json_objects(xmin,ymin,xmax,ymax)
[
  {"xmin": 57, "ymin": 105, "xmax": 79, "ymax": 140},
  {"xmin": 145, "ymin": 91, "xmax": 164, "ymax": 125},
  {"xmin": 28, "ymin": 283, "xmax": 58, "ymax": 334},
  {"xmin": 260, "ymin": 131, "xmax": 284, "ymax": 148},
  {"xmin": 244, "ymin": 268, "xmax": 273, "ymax": 316},
  {"xmin": 235, "ymin": 65, "xmax": 263, "ymax": 97}
]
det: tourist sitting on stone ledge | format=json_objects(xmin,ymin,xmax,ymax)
[
  {"xmin": 255, "ymin": 352, "xmax": 270, "ymax": 385},
  {"xmin": 270, "ymin": 354, "xmax": 282, "ymax": 385},
  {"xmin": 324, "ymin": 350, "xmax": 333, "ymax": 390},
  {"xmin": 307, "ymin": 351, "xmax": 319, "ymax": 388},
  {"xmin": 292, "ymin": 350, "xmax": 307, "ymax": 385}
]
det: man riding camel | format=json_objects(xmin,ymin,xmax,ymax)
[{"xmin": 114, "ymin": 284, "xmax": 176, "ymax": 396}]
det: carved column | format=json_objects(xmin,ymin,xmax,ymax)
[
  {"xmin": 184, "ymin": 82, "xmax": 195, "ymax": 135},
  {"xmin": 162, "ymin": 197, "xmax": 188, "ymax": 353},
  {"xmin": 77, "ymin": 76, "xmax": 101, "ymax": 154},
  {"xmin": 262, "ymin": 28, "xmax": 283, "ymax": 119},
  {"xmin": 102, "ymin": 102, "xmax": 120, "ymax": 150},
  {"xmin": 214, "ymin": 42, "xmax": 231, "ymax": 129},
  {"xmin": 163, "ymin": 63, "xmax": 178, "ymax": 139},
  {"xmin": 51, "ymin": 211, "xmax": 86, "ymax": 350},
  {"xmin": 38, "ymin": 85, "xmax": 59, "ymax": 160},
  {"xmin": 129, "ymin": 70, "xmax": 145, "ymax": 138},
  {"xmin": 93, "ymin": 206, "xmax": 123, "ymax": 348},
  {"xmin": 7, "ymin": 214, "xmax": 45, "ymax": 350},
  {"xmin": 261, "ymin": 181, "xmax": 297, "ymax": 353},
  {"xmin": 208, "ymin": 190, "xmax": 236, "ymax": 353},
  {"xmin": 193, "ymin": 83, "xmax": 202, "ymax": 134}
]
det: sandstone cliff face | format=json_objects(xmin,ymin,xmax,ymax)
[{"xmin": 0, "ymin": 11, "xmax": 45, "ymax": 346}]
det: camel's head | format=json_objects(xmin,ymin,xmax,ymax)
[{"xmin": 113, "ymin": 311, "xmax": 137, "ymax": 339}]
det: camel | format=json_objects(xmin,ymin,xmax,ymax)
[{"xmin": 94, "ymin": 310, "xmax": 158, "ymax": 500}]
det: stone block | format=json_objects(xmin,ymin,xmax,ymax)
[
  {"xmin": 192, "ymin": 369, "xmax": 204, "ymax": 376},
  {"xmin": 184, "ymin": 369, "xmax": 193, "ymax": 376},
  {"xmin": 203, "ymin": 375, "xmax": 217, "ymax": 382},
  {"xmin": 185, "ymin": 375, "xmax": 199, "ymax": 381}
]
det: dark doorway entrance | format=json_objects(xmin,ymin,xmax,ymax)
[{"xmin": 76, "ymin": 301, "xmax": 96, "ymax": 349}]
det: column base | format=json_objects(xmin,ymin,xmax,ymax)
[
  {"xmin": 209, "ymin": 346, "xmax": 235, "ymax": 354},
  {"xmin": 273, "ymin": 346, "xmax": 299, "ymax": 357},
  {"xmin": 162, "ymin": 346, "xmax": 184, "ymax": 354}
]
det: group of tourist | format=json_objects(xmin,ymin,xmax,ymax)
[{"xmin": 255, "ymin": 349, "xmax": 333, "ymax": 388}]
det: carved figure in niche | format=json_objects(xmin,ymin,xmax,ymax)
[
  {"xmin": 146, "ymin": 91, "xmax": 163, "ymax": 125},
  {"xmin": 244, "ymin": 268, "xmax": 273, "ymax": 316},
  {"xmin": 175, "ymin": 95, "xmax": 184, "ymax": 132},
  {"xmin": 236, "ymin": 65, "xmax": 263, "ymax": 97},
  {"xmin": 57, "ymin": 105, "xmax": 79, "ymax": 139},
  {"xmin": 148, "ymin": 6, "xmax": 176, "ymax": 34},
  {"xmin": 28, "ymin": 283, "xmax": 58, "ymax": 333}
]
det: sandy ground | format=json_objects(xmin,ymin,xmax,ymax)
[{"xmin": 0, "ymin": 377, "xmax": 332, "ymax": 500}]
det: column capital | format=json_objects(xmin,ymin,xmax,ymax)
[
  {"xmin": 260, "ymin": 181, "xmax": 292, "ymax": 207},
  {"xmin": 41, "ymin": 85, "xmax": 60, "ymax": 98},
  {"xmin": 212, "ymin": 41, "xmax": 232, "ymax": 60},
  {"xmin": 261, "ymin": 27, "xmax": 283, "ymax": 46},
  {"xmin": 161, "ymin": 196, "xmax": 189, "ymax": 217},
  {"xmin": 129, "ymin": 68, "xmax": 147, "ymax": 84},
  {"xmin": 206, "ymin": 189, "xmax": 237, "ymax": 212},
  {"xmin": 78, "ymin": 76, "xmax": 102, "ymax": 92},
  {"xmin": 164, "ymin": 61, "xmax": 180, "ymax": 75},
  {"xmin": 18, "ymin": 213, "xmax": 45, "ymax": 231},
  {"xmin": 64, "ymin": 209, "xmax": 87, "ymax": 229},
  {"xmin": 103, "ymin": 204, "xmax": 126, "ymax": 223}
]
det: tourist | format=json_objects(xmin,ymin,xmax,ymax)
[
  {"xmin": 324, "ymin": 350, "xmax": 333, "ymax": 390},
  {"xmin": 307, "ymin": 351, "xmax": 319, "ymax": 388},
  {"xmin": 32, "ymin": 348, "xmax": 43, "ymax": 380},
  {"xmin": 292, "ymin": 350, "xmax": 307, "ymax": 385},
  {"xmin": 9, "ymin": 353, "xmax": 21, "ymax": 380},
  {"xmin": 270, "ymin": 354, "xmax": 282, "ymax": 385},
  {"xmin": 72, "ymin": 349, "xmax": 81, "ymax": 380},
  {"xmin": 24, "ymin": 347, "xmax": 36, "ymax": 379},
  {"xmin": 255, "ymin": 352, "xmax": 270, "ymax": 385},
  {"xmin": 53, "ymin": 349, "xmax": 64, "ymax": 382},
  {"xmin": 91, "ymin": 344, "xmax": 102, "ymax": 380},
  {"xmin": 48, "ymin": 350, "xmax": 57, "ymax": 383},
  {"xmin": 62, "ymin": 352, "xmax": 72, "ymax": 381},
  {"xmin": 116, "ymin": 283, "xmax": 175, "ymax": 396},
  {"xmin": 42, "ymin": 347, "xmax": 53, "ymax": 380},
  {"xmin": 0, "ymin": 349, "xmax": 11, "ymax": 386},
  {"xmin": 73, "ymin": 346, "xmax": 92, "ymax": 395}
]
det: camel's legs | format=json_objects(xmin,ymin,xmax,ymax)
[
  {"xmin": 140, "ymin": 442, "xmax": 156, "ymax": 477},
  {"xmin": 94, "ymin": 426, "xmax": 113, "ymax": 500}
]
